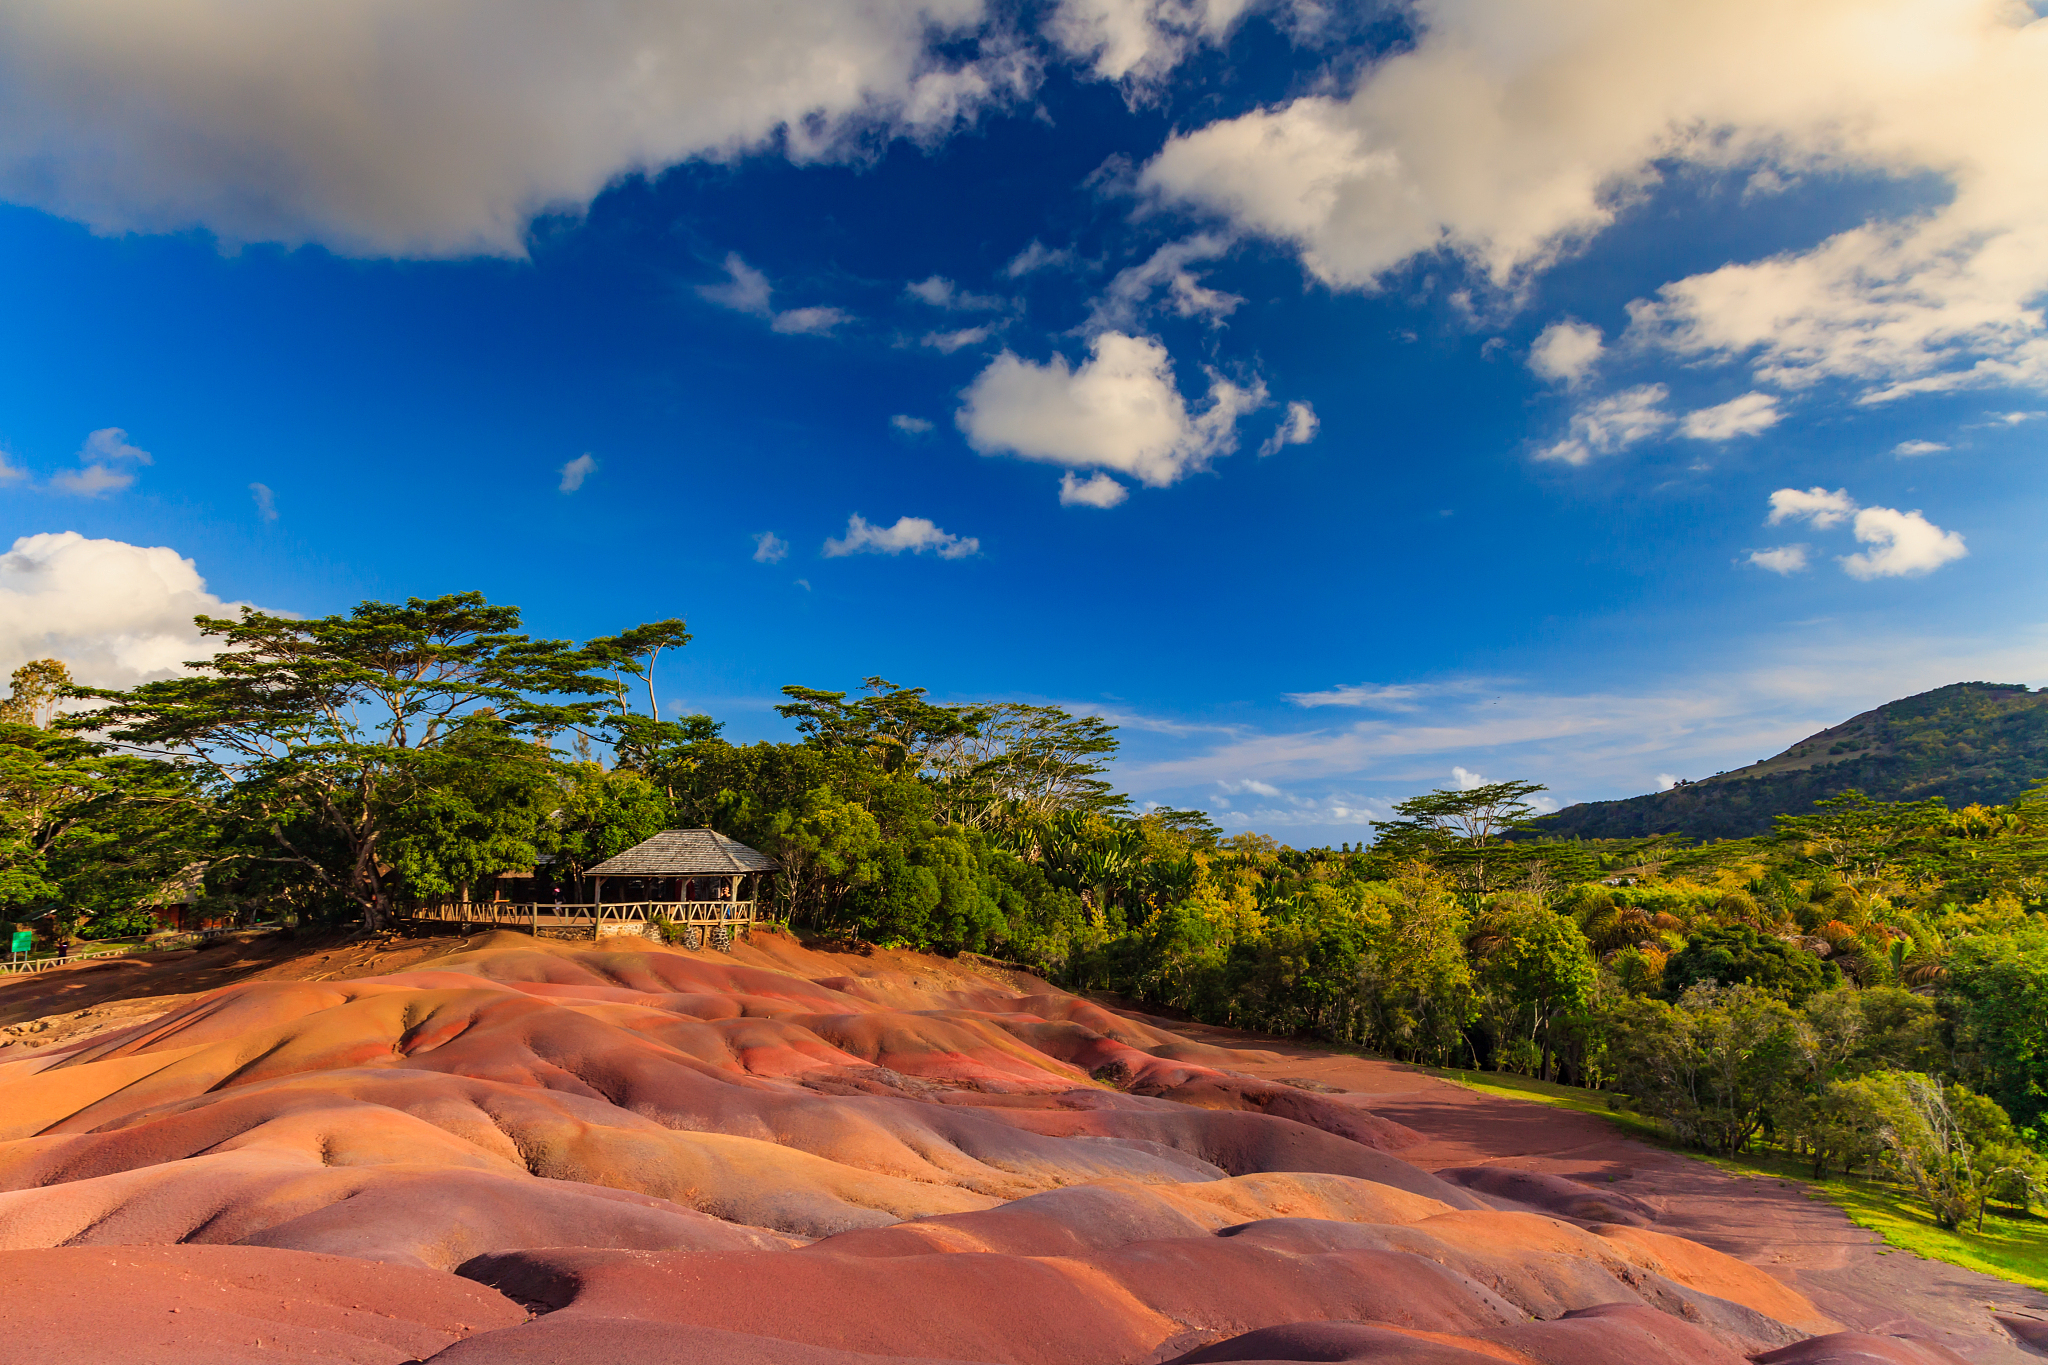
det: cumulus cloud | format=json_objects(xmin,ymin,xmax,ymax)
[
  {"xmin": 1762, "ymin": 487, "xmax": 1967, "ymax": 578},
  {"xmin": 249, "ymin": 483, "xmax": 278, "ymax": 521},
  {"xmin": 558, "ymin": 453, "xmax": 597, "ymax": 493},
  {"xmin": 1842, "ymin": 506, "xmax": 1967, "ymax": 579},
  {"xmin": 0, "ymin": 1, "xmax": 1028, "ymax": 257},
  {"xmin": 1654, "ymin": 773, "xmax": 1680, "ymax": 791},
  {"xmin": 1682, "ymin": 392, "xmax": 1781, "ymax": 441},
  {"xmin": 824, "ymin": 513, "xmax": 979, "ymax": 559},
  {"xmin": 1748, "ymin": 545, "xmax": 1809, "ymax": 575},
  {"xmin": 1087, "ymin": 234, "xmax": 1241, "ymax": 332},
  {"xmin": 906, "ymin": 276, "xmax": 1002, "ymax": 310},
  {"xmin": 1141, "ymin": 0, "xmax": 2048, "ymax": 401},
  {"xmin": 1002, "ymin": 239, "xmax": 1074, "ymax": 278},
  {"xmin": 1528, "ymin": 320, "xmax": 1603, "ymax": 388},
  {"xmin": 0, "ymin": 531, "xmax": 256, "ymax": 687},
  {"xmin": 1894, "ymin": 439, "xmax": 1949, "ymax": 456},
  {"xmin": 1047, "ymin": 0, "xmax": 1257, "ymax": 84},
  {"xmin": 1257, "ymin": 400, "xmax": 1319, "ymax": 457},
  {"xmin": 1536, "ymin": 384, "xmax": 1670, "ymax": 464},
  {"xmin": 890, "ymin": 414, "xmax": 936, "ymax": 435},
  {"xmin": 752, "ymin": 531, "xmax": 789, "ymax": 564},
  {"xmin": 1058, "ymin": 471, "xmax": 1130, "ymax": 508},
  {"xmin": 1767, "ymin": 486, "xmax": 1857, "ymax": 529},
  {"xmin": 956, "ymin": 331, "xmax": 1266, "ymax": 487},
  {"xmin": 1449, "ymin": 765, "xmax": 1487, "ymax": 791}
]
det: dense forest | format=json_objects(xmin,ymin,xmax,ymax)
[
  {"xmin": 1533, "ymin": 682, "xmax": 2048, "ymax": 840},
  {"xmin": 5, "ymin": 593, "xmax": 2048, "ymax": 1230}
]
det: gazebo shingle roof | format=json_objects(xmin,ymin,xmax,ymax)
[{"xmin": 584, "ymin": 829, "xmax": 780, "ymax": 878}]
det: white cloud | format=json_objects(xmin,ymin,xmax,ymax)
[
  {"xmin": 0, "ymin": 453, "xmax": 25, "ymax": 484},
  {"xmin": 1528, "ymin": 320, "xmax": 1603, "ymax": 388},
  {"xmin": 1002, "ymin": 239, "xmax": 1074, "ymax": 278},
  {"xmin": 1761, "ymin": 487, "xmax": 1966, "ymax": 578},
  {"xmin": 1654, "ymin": 773, "xmax": 1680, "ymax": 791},
  {"xmin": 890, "ymin": 414, "xmax": 936, "ymax": 435},
  {"xmin": 1058, "ymin": 471, "xmax": 1129, "ymax": 508},
  {"xmin": 923, "ymin": 325, "xmax": 996, "ymax": 353},
  {"xmin": 1893, "ymin": 439, "xmax": 1949, "ymax": 456},
  {"xmin": 1767, "ymin": 486, "xmax": 1857, "ymax": 530},
  {"xmin": 1682, "ymin": 392, "xmax": 1781, "ymax": 441},
  {"xmin": 1257, "ymin": 400, "xmax": 1319, "ymax": 458},
  {"xmin": 1841, "ymin": 506, "xmax": 1967, "ymax": 579},
  {"xmin": 47, "ymin": 426, "xmax": 152, "ymax": 497},
  {"xmin": 558, "ymin": 453, "xmax": 597, "ymax": 493},
  {"xmin": 699, "ymin": 254, "xmax": 850, "ymax": 335},
  {"xmin": 1284, "ymin": 681, "xmax": 1473, "ymax": 711},
  {"xmin": 1117, "ymin": 622, "xmax": 2048, "ymax": 818},
  {"xmin": 0, "ymin": 531, "xmax": 258, "ymax": 687},
  {"xmin": 957, "ymin": 331, "xmax": 1266, "ymax": 487},
  {"xmin": 905, "ymin": 276, "xmax": 1002, "ymax": 310},
  {"xmin": 0, "ymin": 1, "xmax": 1021, "ymax": 258},
  {"xmin": 823, "ymin": 513, "xmax": 979, "ymax": 559},
  {"xmin": 1991, "ymin": 411, "xmax": 2043, "ymax": 425},
  {"xmin": 49, "ymin": 464, "xmax": 133, "ymax": 497},
  {"xmin": 699, "ymin": 254, "xmax": 774, "ymax": 316},
  {"xmin": 249, "ymin": 482, "xmax": 278, "ymax": 521},
  {"xmin": 752, "ymin": 531, "xmax": 789, "ymax": 564},
  {"xmin": 81, "ymin": 428, "xmax": 152, "ymax": 465},
  {"xmin": 1141, "ymin": 0, "xmax": 2048, "ymax": 401},
  {"xmin": 1748, "ymin": 545, "xmax": 1809, "ymax": 575},
  {"xmin": 1536, "ymin": 383, "xmax": 1670, "ymax": 465},
  {"xmin": 1047, "ymin": 0, "xmax": 1256, "ymax": 84},
  {"xmin": 1087, "ymin": 234, "xmax": 1240, "ymax": 332},
  {"xmin": 1219, "ymin": 777, "xmax": 1282, "ymax": 798},
  {"xmin": 770, "ymin": 306, "xmax": 850, "ymax": 336}
]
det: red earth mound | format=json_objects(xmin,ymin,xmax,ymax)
[{"xmin": 0, "ymin": 927, "xmax": 2032, "ymax": 1363}]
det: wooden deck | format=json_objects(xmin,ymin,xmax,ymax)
[{"xmin": 408, "ymin": 900, "xmax": 760, "ymax": 947}]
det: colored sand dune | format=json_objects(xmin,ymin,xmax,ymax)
[{"xmin": 0, "ymin": 929, "xmax": 2031, "ymax": 1362}]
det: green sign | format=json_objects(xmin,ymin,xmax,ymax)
[{"xmin": 9, "ymin": 930, "xmax": 31, "ymax": 954}]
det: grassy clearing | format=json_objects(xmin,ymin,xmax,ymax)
[{"xmin": 1424, "ymin": 1066, "xmax": 2048, "ymax": 1293}]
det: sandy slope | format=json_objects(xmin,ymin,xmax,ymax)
[{"xmin": 0, "ymin": 926, "xmax": 2035, "ymax": 1364}]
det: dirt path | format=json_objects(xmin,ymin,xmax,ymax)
[{"xmin": 1143, "ymin": 1015, "xmax": 2048, "ymax": 1362}]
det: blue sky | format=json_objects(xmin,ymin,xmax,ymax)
[{"xmin": 2, "ymin": 0, "xmax": 2044, "ymax": 843}]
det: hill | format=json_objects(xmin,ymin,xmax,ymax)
[
  {"xmin": 1531, "ymin": 681, "xmax": 2048, "ymax": 841},
  {"xmin": 1, "ymin": 926, "xmax": 2023, "ymax": 1362}
]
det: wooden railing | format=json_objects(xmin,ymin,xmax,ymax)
[
  {"xmin": 408, "ymin": 900, "xmax": 759, "ymax": 943},
  {"xmin": 0, "ymin": 925, "xmax": 281, "ymax": 976}
]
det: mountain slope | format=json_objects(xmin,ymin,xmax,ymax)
[{"xmin": 1532, "ymin": 682, "xmax": 2048, "ymax": 841}]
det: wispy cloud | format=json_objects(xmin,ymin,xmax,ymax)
[
  {"xmin": 823, "ymin": 513, "xmax": 979, "ymax": 560},
  {"xmin": 250, "ymin": 482, "xmax": 279, "ymax": 521},
  {"xmin": 1115, "ymin": 623, "xmax": 2048, "ymax": 828},
  {"xmin": 558, "ymin": 453, "xmax": 597, "ymax": 493},
  {"xmin": 752, "ymin": 531, "xmax": 788, "ymax": 564}
]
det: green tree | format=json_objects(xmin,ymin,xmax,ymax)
[
  {"xmin": 1472, "ymin": 895, "xmax": 1596, "ymax": 1080},
  {"xmin": 1663, "ymin": 923, "xmax": 1839, "ymax": 1005},
  {"xmin": 78, "ymin": 594, "xmax": 617, "ymax": 929},
  {"xmin": 1613, "ymin": 982, "xmax": 1804, "ymax": 1155},
  {"xmin": 1942, "ymin": 921, "xmax": 2048, "ymax": 1132},
  {"xmin": 1864, "ymin": 1072, "xmax": 2047, "ymax": 1231}
]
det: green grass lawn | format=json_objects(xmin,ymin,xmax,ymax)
[{"xmin": 1423, "ymin": 1066, "xmax": 2048, "ymax": 1293}]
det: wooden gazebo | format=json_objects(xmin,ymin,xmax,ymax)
[{"xmin": 410, "ymin": 829, "xmax": 779, "ymax": 949}]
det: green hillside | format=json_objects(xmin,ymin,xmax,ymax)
[{"xmin": 1532, "ymin": 682, "xmax": 2048, "ymax": 841}]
